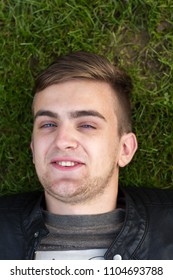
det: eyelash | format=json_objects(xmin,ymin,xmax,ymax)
[
  {"xmin": 80, "ymin": 124, "xmax": 96, "ymax": 129},
  {"xmin": 39, "ymin": 123, "xmax": 96, "ymax": 130}
]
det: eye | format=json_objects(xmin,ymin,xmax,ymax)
[
  {"xmin": 80, "ymin": 124, "xmax": 96, "ymax": 129},
  {"xmin": 40, "ymin": 123, "xmax": 57, "ymax": 128}
]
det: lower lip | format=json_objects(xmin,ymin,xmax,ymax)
[{"xmin": 51, "ymin": 162, "xmax": 84, "ymax": 171}]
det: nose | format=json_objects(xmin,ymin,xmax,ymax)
[{"xmin": 54, "ymin": 124, "xmax": 78, "ymax": 151}]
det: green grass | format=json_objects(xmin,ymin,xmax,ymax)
[{"xmin": 1, "ymin": 0, "xmax": 173, "ymax": 195}]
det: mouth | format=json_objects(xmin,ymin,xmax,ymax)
[{"xmin": 51, "ymin": 159, "xmax": 84, "ymax": 171}]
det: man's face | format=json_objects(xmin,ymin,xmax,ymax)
[{"xmin": 31, "ymin": 80, "xmax": 126, "ymax": 205}]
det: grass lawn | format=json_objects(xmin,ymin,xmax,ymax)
[{"xmin": 0, "ymin": 0, "xmax": 173, "ymax": 195}]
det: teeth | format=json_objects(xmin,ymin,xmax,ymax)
[{"xmin": 57, "ymin": 161, "xmax": 77, "ymax": 167}]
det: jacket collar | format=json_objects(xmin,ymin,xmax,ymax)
[
  {"xmin": 22, "ymin": 192, "xmax": 49, "ymax": 259},
  {"xmin": 104, "ymin": 187, "xmax": 147, "ymax": 260}
]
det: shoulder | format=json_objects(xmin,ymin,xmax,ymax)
[
  {"xmin": 121, "ymin": 186, "xmax": 173, "ymax": 206},
  {"xmin": 121, "ymin": 187, "xmax": 173, "ymax": 259},
  {"xmin": 0, "ymin": 191, "xmax": 43, "ymax": 211}
]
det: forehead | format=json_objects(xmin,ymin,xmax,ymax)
[{"xmin": 33, "ymin": 80, "xmax": 118, "ymax": 115}]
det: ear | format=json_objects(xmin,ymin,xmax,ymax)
[
  {"xmin": 118, "ymin": 133, "xmax": 138, "ymax": 167},
  {"xmin": 30, "ymin": 141, "xmax": 35, "ymax": 164}
]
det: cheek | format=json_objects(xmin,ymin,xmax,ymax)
[
  {"xmin": 85, "ymin": 135, "xmax": 116, "ymax": 161},
  {"xmin": 32, "ymin": 138, "xmax": 48, "ymax": 161},
  {"xmin": 101, "ymin": 133, "xmax": 120, "ymax": 163}
]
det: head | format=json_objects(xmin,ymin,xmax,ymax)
[{"xmin": 31, "ymin": 51, "xmax": 137, "ymax": 214}]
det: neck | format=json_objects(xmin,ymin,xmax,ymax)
[{"xmin": 44, "ymin": 187, "xmax": 119, "ymax": 215}]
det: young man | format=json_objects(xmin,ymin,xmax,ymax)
[{"xmin": 1, "ymin": 51, "xmax": 173, "ymax": 260}]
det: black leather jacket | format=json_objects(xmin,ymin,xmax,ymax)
[{"xmin": 1, "ymin": 186, "xmax": 173, "ymax": 260}]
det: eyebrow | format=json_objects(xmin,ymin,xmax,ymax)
[
  {"xmin": 70, "ymin": 110, "xmax": 106, "ymax": 121},
  {"xmin": 34, "ymin": 110, "xmax": 57, "ymax": 120},
  {"xmin": 34, "ymin": 110, "xmax": 106, "ymax": 122}
]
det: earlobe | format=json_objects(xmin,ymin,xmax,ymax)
[
  {"xmin": 118, "ymin": 133, "xmax": 138, "ymax": 167},
  {"xmin": 30, "ymin": 141, "xmax": 35, "ymax": 164}
]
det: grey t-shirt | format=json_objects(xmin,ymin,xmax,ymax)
[{"xmin": 35, "ymin": 208, "xmax": 125, "ymax": 260}]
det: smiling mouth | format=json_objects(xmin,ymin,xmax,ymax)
[{"xmin": 51, "ymin": 160, "xmax": 84, "ymax": 170}]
